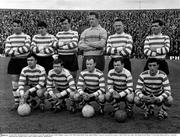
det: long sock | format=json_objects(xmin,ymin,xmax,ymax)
[
  {"xmin": 12, "ymin": 88, "xmax": 19, "ymax": 105},
  {"xmin": 111, "ymin": 99, "xmax": 119, "ymax": 111}
]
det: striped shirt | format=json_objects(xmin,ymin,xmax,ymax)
[
  {"xmin": 46, "ymin": 68, "xmax": 76, "ymax": 95},
  {"xmin": 106, "ymin": 32, "xmax": 133, "ymax": 58},
  {"xmin": 144, "ymin": 34, "xmax": 170, "ymax": 59},
  {"xmin": 5, "ymin": 33, "xmax": 31, "ymax": 58},
  {"xmin": 18, "ymin": 64, "xmax": 46, "ymax": 94},
  {"xmin": 78, "ymin": 25, "xmax": 107, "ymax": 56},
  {"xmin": 107, "ymin": 68, "xmax": 133, "ymax": 96},
  {"xmin": 31, "ymin": 33, "xmax": 57, "ymax": 57},
  {"xmin": 135, "ymin": 70, "xmax": 171, "ymax": 101},
  {"xmin": 77, "ymin": 68, "xmax": 105, "ymax": 97},
  {"xmin": 53, "ymin": 30, "xmax": 78, "ymax": 55}
]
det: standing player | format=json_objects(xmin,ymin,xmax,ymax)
[
  {"xmin": 106, "ymin": 57, "xmax": 134, "ymax": 118},
  {"xmin": 46, "ymin": 58, "xmax": 77, "ymax": 113},
  {"xmin": 134, "ymin": 58, "xmax": 173, "ymax": 120},
  {"xmin": 17, "ymin": 53, "xmax": 46, "ymax": 111},
  {"xmin": 75, "ymin": 57, "xmax": 106, "ymax": 114},
  {"xmin": 53, "ymin": 16, "xmax": 79, "ymax": 81},
  {"xmin": 4, "ymin": 19, "xmax": 31, "ymax": 110},
  {"xmin": 78, "ymin": 12, "xmax": 107, "ymax": 71},
  {"xmin": 106, "ymin": 18, "xmax": 133, "ymax": 72},
  {"xmin": 144, "ymin": 20, "xmax": 170, "ymax": 75},
  {"xmin": 31, "ymin": 21, "xmax": 56, "ymax": 74}
]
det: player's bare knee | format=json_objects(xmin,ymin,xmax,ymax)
[
  {"xmin": 134, "ymin": 96, "xmax": 142, "ymax": 106},
  {"xmin": 126, "ymin": 92, "xmax": 134, "ymax": 103},
  {"xmin": 164, "ymin": 96, "xmax": 173, "ymax": 107},
  {"xmin": 37, "ymin": 89, "xmax": 45, "ymax": 97},
  {"xmin": 105, "ymin": 92, "xmax": 112, "ymax": 102},
  {"xmin": 12, "ymin": 81, "xmax": 18, "ymax": 89},
  {"xmin": 98, "ymin": 94, "xmax": 105, "ymax": 103}
]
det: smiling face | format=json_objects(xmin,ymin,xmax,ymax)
[
  {"xmin": 114, "ymin": 21, "xmax": 124, "ymax": 34},
  {"xmin": 86, "ymin": 59, "xmax": 96, "ymax": 72}
]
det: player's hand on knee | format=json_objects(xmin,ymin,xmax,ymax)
[
  {"xmin": 55, "ymin": 93, "xmax": 62, "ymax": 99},
  {"xmin": 23, "ymin": 90, "xmax": 30, "ymax": 100},
  {"xmin": 83, "ymin": 93, "xmax": 90, "ymax": 101},
  {"xmin": 113, "ymin": 91, "xmax": 121, "ymax": 99},
  {"xmin": 105, "ymin": 92, "xmax": 112, "ymax": 101}
]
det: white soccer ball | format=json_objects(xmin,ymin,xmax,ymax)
[{"xmin": 82, "ymin": 104, "xmax": 95, "ymax": 118}]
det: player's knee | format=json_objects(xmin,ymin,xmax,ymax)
[
  {"xmin": 98, "ymin": 94, "xmax": 105, "ymax": 103},
  {"xmin": 126, "ymin": 92, "xmax": 135, "ymax": 103},
  {"xmin": 105, "ymin": 92, "xmax": 113, "ymax": 102},
  {"xmin": 12, "ymin": 81, "xmax": 18, "ymax": 89},
  {"xmin": 73, "ymin": 93, "xmax": 82, "ymax": 102},
  {"xmin": 134, "ymin": 96, "xmax": 142, "ymax": 106},
  {"xmin": 164, "ymin": 96, "xmax": 173, "ymax": 107},
  {"xmin": 37, "ymin": 89, "xmax": 45, "ymax": 97}
]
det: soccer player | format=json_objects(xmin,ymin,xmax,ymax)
[
  {"xmin": 75, "ymin": 57, "xmax": 106, "ymax": 114},
  {"xmin": 106, "ymin": 57, "xmax": 134, "ymax": 118},
  {"xmin": 144, "ymin": 20, "xmax": 170, "ymax": 75},
  {"xmin": 31, "ymin": 21, "xmax": 57, "ymax": 73},
  {"xmin": 4, "ymin": 19, "xmax": 31, "ymax": 110},
  {"xmin": 78, "ymin": 11, "xmax": 107, "ymax": 71},
  {"xmin": 17, "ymin": 53, "xmax": 46, "ymax": 111},
  {"xmin": 134, "ymin": 58, "xmax": 173, "ymax": 120},
  {"xmin": 106, "ymin": 18, "xmax": 133, "ymax": 72},
  {"xmin": 53, "ymin": 16, "xmax": 79, "ymax": 81},
  {"xmin": 46, "ymin": 58, "xmax": 77, "ymax": 113}
]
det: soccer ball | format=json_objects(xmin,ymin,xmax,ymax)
[
  {"xmin": 114, "ymin": 109, "xmax": 127, "ymax": 122},
  {"xmin": 17, "ymin": 103, "xmax": 31, "ymax": 116},
  {"xmin": 82, "ymin": 104, "xmax": 95, "ymax": 118}
]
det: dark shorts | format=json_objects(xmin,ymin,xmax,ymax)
[
  {"xmin": 8, "ymin": 58, "xmax": 27, "ymax": 74},
  {"xmin": 58, "ymin": 54, "xmax": 79, "ymax": 71},
  {"xmin": 108, "ymin": 57, "xmax": 131, "ymax": 72},
  {"xmin": 144, "ymin": 59, "xmax": 169, "ymax": 75},
  {"xmin": 82, "ymin": 55, "xmax": 105, "ymax": 71},
  {"xmin": 36, "ymin": 56, "xmax": 53, "ymax": 74}
]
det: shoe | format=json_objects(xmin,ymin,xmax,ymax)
[
  {"xmin": 144, "ymin": 110, "xmax": 150, "ymax": 120},
  {"xmin": 108, "ymin": 111, "xmax": 115, "ymax": 117},
  {"xmin": 39, "ymin": 103, "xmax": 45, "ymax": 112},
  {"xmin": 98, "ymin": 108, "xmax": 104, "ymax": 115},
  {"xmin": 69, "ymin": 106, "xmax": 76, "ymax": 113},
  {"xmin": 148, "ymin": 105, "xmax": 154, "ymax": 116},
  {"xmin": 126, "ymin": 110, "xmax": 134, "ymax": 118},
  {"xmin": 157, "ymin": 111, "xmax": 168, "ymax": 120},
  {"xmin": 10, "ymin": 104, "xmax": 19, "ymax": 111}
]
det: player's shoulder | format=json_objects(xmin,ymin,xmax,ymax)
[
  {"xmin": 95, "ymin": 68, "xmax": 104, "ymax": 75},
  {"xmin": 63, "ymin": 68, "xmax": 71, "ymax": 75},
  {"xmin": 158, "ymin": 70, "xmax": 167, "ymax": 76},
  {"xmin": 123, "ymin": 68, "xmax": 132, "ymax": 75},
  {"xmin": 140, "ymin": 70, "xmax": 149, "ymax": 76},
  {"xmin": 36, "ymin": 64, "xmax": 45, "ymax": 71}
]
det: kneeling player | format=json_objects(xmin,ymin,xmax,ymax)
[
  {"xmin": 17, "ymin": 53, "xmax": 46, "ymax": 111},
  {"xmin": 106, "ymin": 57, "xmax": 134, "ymax": 118},
  {"xmin": 74, "ymin": 57, "xmax": 106, "ymax": 115},
  {"xmin": 46, "ymin": 58, "xmax": 76, "ymax": 113},
  {"xmin": 134, "ymin": 58, "xmax": 173, "ymax": 120}
]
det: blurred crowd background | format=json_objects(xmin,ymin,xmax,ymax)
[{"xmin": 0, "ymin": 9, "xmax": 179, "ymax": 59}]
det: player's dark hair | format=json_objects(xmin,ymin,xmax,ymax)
[
  {"xmin": 147, "ymin": 58, "xmax": 159, "ymax": 65},
  {"xmin": 53, "ymin": 58, "xmax": 63, "ymax": 65},
  {"xmin": 152, "ymin": 20, "xmax": 164, "ymax": 26},
  {"xmin": 60, "ymin": 16, "xmax": 71, "ymax": 23},
  {"xmin": 114, "ymin": 18, "xmax": 124, "ymax": 24},
  {"xmin": 37, "ymin": 21, "xmax": 47, "ymax": 28},
  {"xmin": 86, "ymin": 57, "xmax": 96, "ymax": 63},
  {"xmin": 113, "ymin": 57, "xmax": 124, "ymax": 64},
  {"xmin": 89, "ymin": 11, "xmax": 99, "ymax": 19},
  {"xmin": 27, "ymin": 52, "xmax": 38, "ymax": 60},
  {"xmin": 13, "ymin": 19, "xmax": 23, "ymax": 26}
]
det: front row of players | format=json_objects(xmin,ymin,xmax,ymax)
[{"xmin": 15, "ymin": 53, "xmax": 173, "ymax": 120}]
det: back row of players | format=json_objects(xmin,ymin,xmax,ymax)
[{"xmin": 4, "ymin": 12, "xmax": 172, "ymax": 120}]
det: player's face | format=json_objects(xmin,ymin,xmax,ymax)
[
  {"xmin": 53, "ymin": 63, "xmax": 62, "ymax": 74},
  {"xmin": 148, "ymin": 62, "xmax": 159, "ymax": 76},
  {"xmin": 38, "ymin": 27, "xmax": 47, "ymax": 36},
  {"xmin": 86, "ymin": 59, "xmax": 96, "ymax": 72},
  {"xmin": 62, "ymin": 19, "xmax": 70, "ymax": 31},
  {"xmin": 151, "ymin": 23, "xmax": 162, "ymax": 35},
  {"xmin": 27, "ymin": 56, "xmax": 37, "ymax": 69},
  {"xmin": 114, "ymin": 21, "xmax": 124, "ymax": 34},
  {"xmin": 89, "ymin": 15, "xmax": 98, "ymax": 27},
  {"xmin": 12, "ymin": 22, "xmax": 22, "ymax": 34},
  {"xmin": 114, "ymin": 61, "xmax": 124, "ymax": 73}
]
